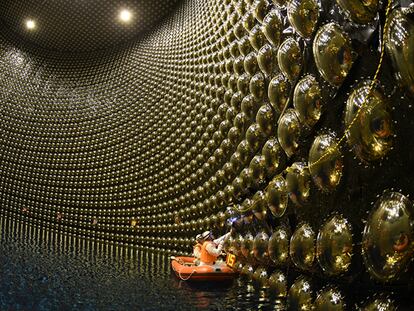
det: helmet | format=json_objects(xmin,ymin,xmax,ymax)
[
  {"xmin": 195, "ymin": 234, "xmax": 202, "ymax": 243},
  {"xmin": 200, "ymin": 231, "xmax": 212, "ymax": 241}
]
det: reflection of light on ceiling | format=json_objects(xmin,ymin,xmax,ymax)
[
  {"xmin": 119, "ymin": 9, "xmax": 133, "ymax": 23},
  {"xmin": 25, "ymin": 19, "xmax": 36, "ymax": 30}
]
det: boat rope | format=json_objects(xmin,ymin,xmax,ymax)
[
  {"xmin": 171, "ymin": 257, "xmax": 197, "ymax": 281},
  {"xmin": 178, "ymin": 268, "xmax": 196, "ymax": 281}
]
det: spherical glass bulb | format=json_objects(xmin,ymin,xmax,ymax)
[
  {"xmin": 287, "ymin": 277, "xmax": 314, "ymax": 311},
  {"xmin": 268, "ymin": 270, "xmax": 287, "ymax": 297},
  {"xmin": 362, "ymin": 192, "xmax": 414, "ymax": 281},
  {"xmin": 268, "ymin": 226, "xmax": 290, "ymax": 265},
  {"xmin": 313, "ymin": 23, "xmax": 356, "ymax": 87},
  {"xmin": 286, "ymin": 162, "xmax": 311, "ymax": 207},
  {"xmin": 266, "ymin": 175, "xmax": 288, "ymax": 217},
  {"xmin": 362, "ymin": 298, "xmax": 396, "ymax": 311},
  {"xmin": 253, "ymin": 231, "xmax": 269, "ymax": 262},
  {"xmin": 277, "ymin": 38, "xmax": 303, "ymax": 81},
  {"xmin": 287, "ymin": 0, "xmax": 319, "ymax": 39},
  {"xmin": 344, "ymin": 80, "xmax": 393, "ymax": 162},
  {"xmin": 268, "ymin": 73, "xmax": 291, "ymax": 114},
  {"xmin": 336, "ymin": 0, "xmax": 380, "ymax": 24},
  {"xmin": 277, "ymin": 109, "xmax": 301, "ymax": 157},
  {"xmin": 290, "ymin": 223, "xmax": 315, "ymax": 270},
  {"xmin": 308, "ymin": 132, "xmax": 343, "ymax": 192},
  {"xmin": 252, "ymin": 267, "xmax": 269, "ymax": 288},
  {"xmin": 314, "ymin": 287, "xmax": 345, "ymax": 311},
  {"xmin": 317, "ymin": 215, "xmax": 353, "ymax": 275},
  {"xmin": 262, "ymin": 138, "xmax": 287, "ymax": 179},
  {"xmin": 262, "ymin": 10, "xmax": 282, "ymax": 48},
  {"xmin": 293, "ymin": 74, "xmax": 323, "ymax": 128},
  {"xmin": 386, "ymin": 8, "xmax": 414, "ymax": 96}
]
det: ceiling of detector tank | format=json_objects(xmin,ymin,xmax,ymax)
[{"xmin": 0, "ymin": 0, "xmax": 182, "ymax": 52}]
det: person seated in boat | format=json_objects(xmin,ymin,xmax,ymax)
[
  {"xmin": 198, "ymin": 231, "xmax": 226, "ymax": 266},
  {"xmin": 193, "ymin": 234, "xmax": 203, "ymax": 265}
]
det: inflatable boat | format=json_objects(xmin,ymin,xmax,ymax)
[{"xmin": 171, "ymin": 256, "xmax": 236, "ymax": 281}]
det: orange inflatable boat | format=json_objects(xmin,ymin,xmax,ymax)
[{"xmin": 171, "ymin": 256, "xmax": 236, "ymax": 281}]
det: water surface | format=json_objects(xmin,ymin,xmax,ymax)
[{"xmin": 0, "ymin": 221, "xmax": 283, "ymax": 311}]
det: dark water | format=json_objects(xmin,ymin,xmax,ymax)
[
  {"xmin": 2, "ymin": 219, "xmax": 413, "ymax": 311},
  {"xmin": 0, "ymin": 221, "xmax": 284, "ymax": 311}
]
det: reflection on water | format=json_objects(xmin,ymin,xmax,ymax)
[{"xmin": 0, "ymin": 218, "xmax": 285, "ymax": 311}]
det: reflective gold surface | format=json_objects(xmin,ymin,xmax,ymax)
[
  {"xmin": 386, "ymin": 8, "xmax": 414, "ymax": 96},
  {"xmin": 278, "ymin": 109, "xmax": 301, "ymax": 157},
  {"xmin": 362, "ymin": 298, "xmax": 397, "ymax": 311},
  {"xmin": 293, "ymin": 74, "xmax": 323, "ymax": 128},
  {"xmin": 268, "ymin": 226, "xmax": 290, "ymax": 265},
  {"xmin": 249, "ymin": 155, "xmax": 267, "ymax": 187},
  {"xmin": 262, "ymin": 138, "xmax": 287, "ymax": 179},
  {"xmin": 257, "ymin": 43, "xmax": 278, "ymax": 76},
  {"xmin": 313, "ymin": 23, "xmax": 356, "ymax": 87},
  {"xmin": 287, "ymin": 0, "xmax": 319, "ymax": 39},
  {"xmin": 256, "ymin": 104, "xmax": 276, "ymax": 136},
  {"xmin": 253, "ymin": 0, "xmax": 270, "ymax": 24},
  {"xmin": 277, "ymin": 38, "xmax": 303, "ymax": 81},
  {"xmin": 253, "ymin": 232, "xmax": 269, "ymax": 262},
  {"xmin": 268, "ymin": 73, "xmax": 291, "ymax": 114},
  {"xmin": 252, "ymin": 190, "xmax": 267, "ymax": 219},
  {"xmin": 290, "ymin": 223, "xmax": 315, "ymax": 270},
  {"xmin": 309, "ymin": 132, "xmax": 343, "ymax": 192},
  {"xmin": 344, "ymin": 81, "xmax": 393, "ymax": 162},
  {"xmin": 287, "ymin": 276, "xmax": 314, "ymax": 311},
  {"xmin": 231, "ymin": 234, "xmax": 244, "ymax": 257},
  {"xmin": 336, "ymin": 0, "xmax": 380, "ymax": 24},
  {"xmin": 317, "ymin": 215, "xmax": 353, "ymax": 275},
  {"xmin": 249, "ymin": 73, "xmax": 265, "ymax": 100},
  {"xmin": 314, "ymin": 287, "xmax": 345, "ymax": 311},
  {"xmin": 241, "ymin": 264, "xmax": 255, "ymax": 277},
  {"xmin": 249, "ymin": 25, "xmax": 266, "ymax": 51},
  {"xmin": 262, "ymin": 10, "xmax": 283, "ymax": 47},
  {"xmin": 362, "ymin": 192, "xmax": 414, "ymax": 281},
  {"xmin": 241, "ymin": 232, "xmax": 255, "ymax": 260},
  {"xmin": 286, "ymin": 162, "xmax": 311, "ymax": 207},
  {"xmin": 266, "ymin": 175, "xmax": 288, "ymax": 217},
  {"xmin": 246, "ymin": 123, "xmax": 266, "ymax": 152},
  {"xmin": 272, "ymin": 0, "xmax": 287, "ymax": 9},
  {"xmin": 268, "ymin": 270, "xmax": 287, "ymax": 297},
  {"xmin": 252, "ymin": 266, "xmax": 269, "ymax": 288}
]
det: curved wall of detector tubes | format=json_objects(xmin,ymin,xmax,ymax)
[{"xmin": 1, "ymin": 0, "xmax": 414, "ymax": 308}]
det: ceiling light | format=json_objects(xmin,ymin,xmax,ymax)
[
  {"xmin": 25, "ymin": 19, "xmax": 36, "ymax": 30},
  {"xmin": 119, "ymin": 9, "xmax": 133, "ymax": 23}
]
